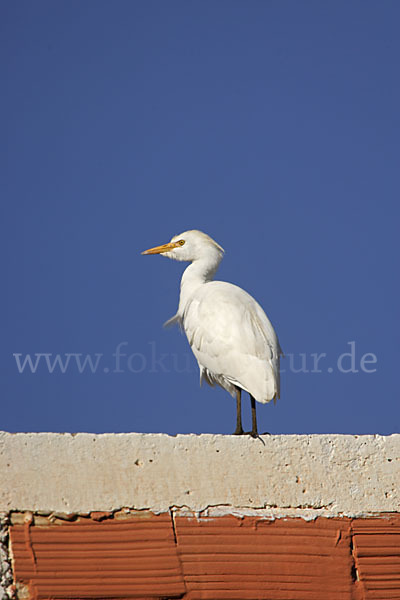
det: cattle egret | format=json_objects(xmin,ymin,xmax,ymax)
[{"xmin": 142, "ymin": 230, "xmax": 282, "ymax": 436}]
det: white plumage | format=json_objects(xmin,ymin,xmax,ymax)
[{"xmin": 142, "ymin": 230, "xmax": 282, "ymax": 436}]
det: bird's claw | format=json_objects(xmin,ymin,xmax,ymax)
[
  {"xmin": 243, "ymin": 430, "xmax": 266, "ymax": 445},
  {"xmin": 233, "ymin": 429, "xmax": 263, "ymax": 439},
  {"xmin": 237, "ymin": 430, "xmax": 259, "ymax": 438}
]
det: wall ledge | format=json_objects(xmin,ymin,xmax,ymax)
[{"xmin": 0, "ymin": 431, "xmax": 399, "ymax": 516}]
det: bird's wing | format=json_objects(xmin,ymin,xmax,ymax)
[
  {"xmin": 251, "ymin": 300, "xmax": 283, "ymax": 400},
  {"xmin": 182, "ymin": 281, "xmax": 281, "ymax": 403}
]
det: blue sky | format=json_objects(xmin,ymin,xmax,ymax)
[{"xmin": 2, "ymin": 1, "xmax": 399, "ymax": 435}]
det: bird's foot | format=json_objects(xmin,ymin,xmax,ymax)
[
  {"xmin": 244, "ymin": 430, "xmax": 266, "ymax": 445},
  {"xmin": 242, "ymin": 430, "xmax": 258, "ymax": 438},
  {"xmin": 233, "ymin": 428, "xmax": 268, "ymax": 441}
]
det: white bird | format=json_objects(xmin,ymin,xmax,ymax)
[{"xmin": 142, "ymin": 230, "xmax": 283, "ymax": 436}]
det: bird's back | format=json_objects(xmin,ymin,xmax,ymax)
[{"xmin": 181, "ymin": 281, "xmax": 282, "ymax": 403}]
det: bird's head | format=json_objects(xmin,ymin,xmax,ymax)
[{"xmin": 142, "ymin": 230, "xmax": 224, "ymax": 263}]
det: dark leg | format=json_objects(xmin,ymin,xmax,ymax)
[
  {"xmin": 233, "ymin": 387, "xmax": 244, "ymax": 435},
  {"xmin": 250, "ymin": 395, "xmax": 258, "ymax": 437}
]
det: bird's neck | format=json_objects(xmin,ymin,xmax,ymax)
[{"xmin": 178, "ymin": 256, "xmax": 221, "ymax": 316}]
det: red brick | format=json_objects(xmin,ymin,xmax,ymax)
[
  {"xmin": 175, "ymin": 515, "xmax": 355, "ymax": 600},
  {"xmin": 352, "ymin": 516, "xmax": 400, "ymax": 600},
  {"xmin": 10, "ymin": 513, "xmax": 185, "ymax": 599}
]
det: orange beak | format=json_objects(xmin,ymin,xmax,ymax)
[{"xmin": 141, "ymin": 241, "xmax": 179, "ymax": 255}]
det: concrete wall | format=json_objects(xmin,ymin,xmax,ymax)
[{"xmin": 1, "ymin": 432, "xmax": 399, "ymax": 516}]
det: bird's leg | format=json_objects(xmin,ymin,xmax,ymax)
[
  {"xmin": 250, "ymin": 395, "xmax": 258, "ymax": 438},
  {"xmin": 233, "ymin": 387, "xmax": 245, "ymax": 435}
]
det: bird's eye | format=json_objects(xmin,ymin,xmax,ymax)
[{"xmin": 178, "ymin": 240, "xmax": 185, "ymax": 246}]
